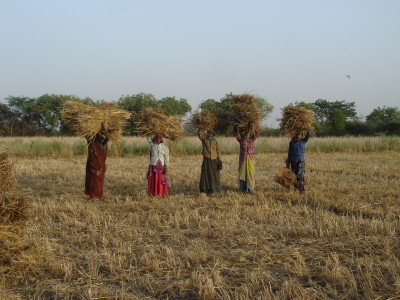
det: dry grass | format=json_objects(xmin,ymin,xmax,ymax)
[
  {"xmin": 274, "ymin": 167, "xmax": 296, "ymax": 189},
  {"xmin": 136, "ymin": 109, "xmax": 184, "ymax": 141},
  {"xmin": 1, "ymin": 136, "xmax": 400, "ymax": 158},
  {"xmin": 0, "ymin": 152, "xmax": 29, "ymax": 296},
  {"xmin": 230, "ymin": 94, "xmax": 261, "ymax": 136},
  {"xmin": 190, "ymin": 110, "xmax": 218, "ymax": 132},
  {"xmin": 0, "ymin": 152, "xmax": 28, "ymax": 223},
  {"xmin": 0, "ymin": 144, "xmax": 399, "ymax": 298},
  {"xmin": 60, "ymin": 101, "xmax": 131, "ymax": 142},
  {"xmin": 280, "ymin": 106, "xmax": 315, "ymax": 139},
  {"xmin": 0, "ymin": 152, "xmax": 15, "ymax": 193}
]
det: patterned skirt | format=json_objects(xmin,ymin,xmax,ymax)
[
  {"xmin": 147, "ymin": 162, "xmax": 168, "ymax": 196},
  {"xmin": 238, "ymin": 154, "xmax": 255, "ymax": 193}
]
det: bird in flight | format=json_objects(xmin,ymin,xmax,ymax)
[{"xmin": 346, "ymin": 75, "xmax": 351, "ymax": 79}]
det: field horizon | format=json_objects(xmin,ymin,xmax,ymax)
[{"xmin": 1, "ymin": 135, "xmax": 399, "ymax": 158}]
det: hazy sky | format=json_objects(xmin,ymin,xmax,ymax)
[{"xmin": 1, "ymin": 0, "xmax": 399, "ymax": 127}]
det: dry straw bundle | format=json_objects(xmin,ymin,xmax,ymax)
[
  {"xmin": 0, "ymin": 154, "xmax": 41, "ymax": 291},
  {"xmin": 280, "ymin": 106, "xmax": 315, "ymax": 139},
  {"xmin": 0, "ymin": 224, "xmax": 26, "ymax": 274},
  {"xmin": 61, "ymin": 101, "xmax": 131, "ymax": 142},
  {"xmin": 136, "ymin": 108, "xmax": 184, "ymax": 141},
  {"xmin": 0, "ymin": 194, "xmax": 28, "ymax": 223},
  {"xmin": 190, "ymin": 110, "xmax": 217, "ymax": 131},
  {"xmin": 98, "ymin": 102, "xmax": 132, "ymax": 142},
  {"xmin": 230, "ymin": 94, "xmax": 261, "ymax": 136},
  {"xmin": 0, "ymin": 152, "xmax": 28, "ymax": 223},
  {"xmin": 0, "ymin": 152, "xmax": 15, "ymax": 194},
  {"xmin": 274, "ymin": 167, "xmax": 296, "ymax": 189}
]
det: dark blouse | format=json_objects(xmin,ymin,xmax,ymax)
[{"xmin": 287, "ymin": 128, "xmax": 311, "ymax": 163}]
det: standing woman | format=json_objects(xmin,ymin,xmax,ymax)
[
  {"xmin": 85, "ymin": 121, "xmax": 109, "ymax": 199},
  {"xmin": 234, "ymin": 125, "xmax": 259, "ymax": 193},
  {"xmin": 286, "ymin": 128, "xmax": 311, "ymax": 193},
  {"xmin": 147, "ymin": 134, "xmax": 169, "ymax": 196},
  {"xmin": 198, "ymin": 129, "xmax": 221, "ymax": 195}
]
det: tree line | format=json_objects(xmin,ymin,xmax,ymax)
[{"xmin": 0, "ymin": 93, "xmax": 399, "ymax": 137}]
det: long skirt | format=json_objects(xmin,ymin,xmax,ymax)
[
  {"xmin": 199, "ymin": 157, "xmax": 221, "ymax": 194},
  {"xmin": 238, "ymin": 154, "xmax": 255, "ymax": 193},
  {"xmin": 148, "ymin": 165, "xmax": 168, "ymax": 196},
  {"xmin": 290, "ymin": 160, "xmax": 306, "ymax": 192},
  {"xmin": 85, "ymin": 141, "xmax": 107, "ymax": 199},
  {"xmin": 85, "ymin": 170, "xmax": 105, "ymax": 198}
]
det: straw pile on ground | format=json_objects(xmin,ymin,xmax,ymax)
[
  {"xmin": 0, "ymin": 152, "xmax": 29, "ymax": 281},
  {"xmin": 136, "ymin": 108, "xmax": 184, "ymax": 141},
  {"xmin": 230, "ymin": 94, "xmax": 261, "ymax": 136},
  {"xmin": 190, "ymin": 110, "xmax": 217, "ymax": 131},
  {"xmin": 60, "ymin": 101, "xmax": 131, "ymax": 142},
  {"xmin": 0, "ymin": 194, "xmax": 27, "ymax": 224},
  {"xmin": 280, "ymin": 106, "xmax": 315, "ymax": 139},
  {"xmin": 274, "ymin": 167, "xmax": 296, "ymax": 189},
  {"xmin": 0, "ymin": 152, "xmax": 28, "ymax": 223},
  {"xmin": 0, "ymin": 152, "xmax": 15, "ymax": 194}
]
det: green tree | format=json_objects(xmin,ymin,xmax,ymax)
[
  {"xmin": 36, "ymin": 94, "xmax": 85, "ymax": 135},
  {"xmin": 293, "ymin": 101, "xmax": 314, "ymax": 111},
  {"xmin": 159, "ymin": 96, "xmax": 192, "ymax": 117},
  {"xmin": 0, "ymin": 102, "xmax": 19, "ymax": 136},
  {"xmin": 2, "ymin": 95, "xmax": 97, "ymax": 136},
  {"xmin": 6, "ymin": 96, "xmax": 43, "ymax": 136},
  {"xmin": 366, "ymin": 106, "xmax": 400, "ymax": 135},
  {"xmin": 198, "ymin": 98, "xmax": 221, "ymax": 112},
  {"xmin": 366, "ymin": 106, "xmax": 400, "ymax": 123},
  {"xmin": 312, "ymin": 99, "xmax": 357, "ymax": 136},
  {"xmin": 117, "ymin": 93, "xmax": 158, "ymax": 113},
  {"xmin": 346, "ymin": 119, "xmax": 373, "ymax": 136}
]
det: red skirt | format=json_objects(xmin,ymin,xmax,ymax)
[
  {"xmin": 85, "ymin": 171, "xmax": 105, "ymax": 198},
  {"xmin": 85, "ymin": 140, "xmax": 107, "ymax": 199},
  {"xmin": 147, "ymin": 165, "xmax": 168, "ymax": 196}
]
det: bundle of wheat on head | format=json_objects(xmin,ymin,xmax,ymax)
[
  {"xmin": 230, "ymin": 94, "xmax": 261, "ymax": 136},
  {"xmin": 279, "ymin": 106, "xmax": 315, "ymax": 140},
  {"xmin": 60, "ymin": 101, "xmax": 131, "ymax": 142},
  {"xmin": 136, "ymin": 108, "xmax": 184, "ymax": 141},
  {"xmin": 190, "ymin": 110, "xmax": 218, "ymax": 132}
]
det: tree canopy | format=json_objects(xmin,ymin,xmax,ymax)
[
  {"xmin": 365, "ymin": 106, "xmax": 400, "ymax": 135},
  {"xmin": 0, "ymin": 93, "xmax": 399, "ymax": 137}
]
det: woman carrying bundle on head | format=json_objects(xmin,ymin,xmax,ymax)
[
  {"xmin": 234, "ymin": 124, "xmax": 260, "ymax": 193},
  {"xmin": 85, "ymin": 121, "xmax": 109, "ymax": 199},
  {"xmin": 286, "ymin": 128, "xmax": 311, "ymax": 193},
  {"xmin": 147, "ymin": 134, "xmax": 169, "ymax": 197},
  {"xmin": 198, "ymin": 129, "xmax": 221, "ymax": 195}
]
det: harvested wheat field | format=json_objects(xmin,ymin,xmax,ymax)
[{"xmin": 0, "ymin": 137, "xmax": 399, "ymax": 299}]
